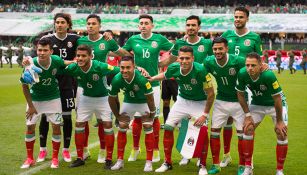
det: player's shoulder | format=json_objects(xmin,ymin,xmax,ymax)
[
  {"xmin": 261, "ymin": 70, "xmax": 276, "ymax": 79},
  {"xmin": 199, "ymin": 37, "xmax": 212, "ymax": 44},
  {"xmin": 41, "ymin": 33, "xmax": 55, "ymax": 39},
  {"xmin": 78, "ymin": 36, "xmax": 88, "ymax": 42},
  {"xmin": 238, "ymin": 67, "xmax": 247, "ymax": 75},
  {"xmin": 112, "ymin": 72, "xmax": 123, "ymax": 83},
  {"xmin": 67, "ymin": 33, "xmax": 80, "ymax": 40},
  {"xmin": 221, "ymin": 30, "xmax": 233, "ymax": 37},
  {"xmin": 194, "ymin": 62, "xmax": 205, "ymax": 71},
  {"xmin": 51, "ymin": 54, "xmax": 62, "ymax": 61},
  {"xmin": 175, "ymin": 37, "xmax": 186, "ymax": 44}
]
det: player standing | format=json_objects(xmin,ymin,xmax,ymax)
[{"xmin": 300, "ymin": 49, "xmax": 307, "ymax": 74}]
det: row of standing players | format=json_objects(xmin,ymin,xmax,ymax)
[{"xmin": 20, "ymin": 6, "xmax": 288, "ymax": 175}]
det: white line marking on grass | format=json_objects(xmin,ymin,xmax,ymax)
[{"xmin": 19, "ymin": 141, "xmax": 100, "ymax": 175}]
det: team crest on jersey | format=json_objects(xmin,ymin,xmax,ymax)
[
  {"xmin": 260, "ymin": 84, "xmax": 267, "ymax": 91},
  {"xmin": 198, "ymin": 45, "xmax": 204, "ymax": 52},
  {"xmin": 187, "ymin": 137, "xmax": 195, "ymax": 146},
  {"xmin": 191, "ymin": 78, "xmax": 197, "ymax": 84},
  {"xmin": 229, "ymin": 68, "xmax": 236, "ymax": 75},
  {"xmin": 52, "ymin": 68, "xmax": 57, "ymax": 75},
  {"xmin": 151, "ymin": 41, "xmax": 158, "ymax": 48},
  {"xmin": 133, "ymin": 84, "xmax": 140, "ymax": 91},
  {"xmin": 99, "ymin": 43, "xmax": 105, "ymax": 50},
  {"xmin": 244, "ymin": 39, "xmax": 251, "ymax": 46},
  {"xmin": 92, "ymin": 74, "xmax": 99, "ymax": 81},
  {"xmin": 67, "ymin": 42, "xmax": 73, "ymax": 48}
]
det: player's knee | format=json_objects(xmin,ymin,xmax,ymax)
[
  {"xmin": 119, "ymin": 123, "xmax": 129, "ymax": 130},
  {"xmin": 76, "ymin": 122, "xmax": 85, "ymax": 128},
  {"xmin": 142, "ymin": 122, "xmax": 153, "ymax": 130},
  {"xmin": 27, "ymin": 125, "xmax": 35, "ymax": 133},
  {"xmin": 103, "ymin": 121, "xmax": 112, "ymax": 129},
  {"xmin": 163, "ymin": 100, "xmax": 170, "ymax": 106},
  {"xmin": 226, "ymin": 117, "xmax": 234, "ymax": 124},
  {"xmin": 211, "ymin": 128, "xmax": 221, "ymax": 133},
  {"xmin": 244, "ymin": 124, "xmax": 254, "ymax": 135}
]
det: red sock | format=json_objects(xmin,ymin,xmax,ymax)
[
  {"xmin": 210, "ymin": 132, "xmax": 220, "ymax": 164},
  {"xmin": 243, "ymin": 134, "xmax": 254, "ymax": 166},
  {"xmin": 238, "ymin": 136, "xmax": 244, "ymax": 166},
  {"xmin": 104, "ymin": 131, "xmax": 114, "ymax": 160},
  {"xmin": 163, "ymin": 130, "xmax": 174, "ymax": 164},
  {"xmin": 153, "ymin": 118, "xmax": 160, "ymax": 150},
  {"xmin": 52, "ymin": 135, "xmax": 61, "ymax": 159},
  {"xmin": 276, "ymin": 143, "xmax": 288, "ymax": 170},
  {"xmin": 98, "ymin": 123, "xmax": 105, "ymax": 149},
  {"xmin": 145, "ymin": 132, "xmax": 154, "ymax": 161},
  {"xmin": 75, "ymin": 127, "xmax": 85, "ymax": 159},
  {"xmin": 84, "ymin": 122, "xmax": 89, "ymax": 148},
  {"xmin": 132, "ymin": 118, "xmax": 142, "ymax": 149},
  {"xmin": 117, "ymin": 130, "xmax": 127, "ymax": 160},
  {"xmin": 200, "ymin": 126, "xmax": 209, "ymax": 166},
  {"xmin": 223, "ymin": 125, "xmax": 232, "ymax": 154},
  {"xmin": 25, "ymin": 131, "xmax": 35, "ymax": 160}
]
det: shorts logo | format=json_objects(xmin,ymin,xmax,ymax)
[
  {"xmin": 52, "ymin": 68, "xmax": 57, "ymax": 75},
  {"xmin": 133, "ymin": 84, "xmax": 140, "ymax": 91},
  {"xmin": 93, "ymin": 74, "xmax": 99, "ymax": 81},
  {"xmin": 151, "ymin": 41, "xmax": 158, "ymax": 48},
  {"xmin": 198, "ymin": 45, "xmax": 204, "ymax": 52},
  {"xmin": 229, "ymin": 68, "xmax": 236, "ymax": 75},
  {"xmin": 244, "ymin": 39, "xmax": 251, "ymax": 46},
  {"xmin": 191, "ymin": 78, "xmax": 197, "ymax": 84},
  {"xmin": 99, "ymin": 43, "xmax": 105, "ymax": 50},
  {"xmin": 187, "ymin": 137, "xmax": 195, "ymax": 146},
  {"xmin": 67, "ymin": 42, "xmax": 73, "ymax": 48},
  {"xmin": 260, "ymin": 84, "xmax": 267, "ymax": 91}
]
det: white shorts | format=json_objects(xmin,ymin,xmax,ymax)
[
  {"xmin": 250, "ymin": 104, "xmax": 288, "ymax": 125},
  {"xmin": 26, "ymin": 98, "xmax": 62, "ymax": 125},
  {"xmin": 120, "ymin": 103, "xmax": 150, "ymax": 119},
  {"xmin": 135, "ymin": 86, "xmax": 161, "ymax": 117},
  {"xmin": 166, "ymin": 96, "xmax": 207, "ymax": 128},
  {"xmin": 75, "ymin": 86, "xmax": 84, "ymax": 108},
  {"xmin": 211, "ymin": 100, "xmax": 244, "ymax": 130},
  {"xmin": 76, "ymin": 95, "xmax": 112, "ymax": 122}
]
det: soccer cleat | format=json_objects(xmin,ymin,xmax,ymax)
[
  {"xmin": 237, "ymin": 165, "xmax": 245, "ymax": 175},
  {"xmin": 199, "ymin": 165, "xmax": 208, "ymax": 175},
  {"xmin": 83, "ymin": 147, "xmax": 90, "ymax": 160},
  {"xmin": 208, "ymin": 164, "xmax": 221, "ymax": 174},
  {"xmin": 97, "ymin": 149, "xmax": 106, "ymax": 163},
  {"xmin": 111, "ymin": 159, "xmax": 124, "ymax": 170},
  {"xmin": 62, "ymin": 149, "xmax": 72, "ymax": 162},
  {"xmin": 155, "ymin": 162, "xmax": 173, "ymax": 173},
  {"xmin": 152, "ymin": 150, "xmax": 160, "ymax": 162},
  {"xmin": 179, "ymin": 157, "xmax": 190, "ymax": 166},
  {"xmin": 104, "ymin": 159, "xmax": 113, "ymax": 169},
  {"xmin": 128, "ymin": 148, "xmax": 140, "ymax": 162},
  {"xmin": 276, "ymin": 170, "xmax": 284, "ymax": 175},
  {"xmin": 50, "ymin": 158, "xmax": 59, "ymax": 168},
  {"xmin": 220, "ymin": 154, "xmax": 232, "ymax": 167},
  {"xmin": 242, "ymin": 166, "xmax": 253, "ymax": 175},
  {"xmin": 144, "ymin": 160, "xmax": 153, "ymax": 172},
  {"xmin": 70, "ymin": 158, "xmax": 85, "ymax": 168},
  {"xmin": 20, "ymin": 158, "xmax": 35, "ymax": 169},
  {"xmin": 36, "ymin": 149, "xmax": 47, "ymax": 162}
]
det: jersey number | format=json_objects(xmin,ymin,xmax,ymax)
[
  {"xmin": 129, "ymin": 91, "xmax": 135, "ymax": 97},
  {"xmin": 142, "ymin": 49, "xmax": 150, "ymax": 58},
  {"xmin": 235, "ymin": 46, "xmax": 240, "ymax": 56},
  {"xmin": 87, "ymin": 82, "xmax": 93, "ymax": 88},
  {"xmin": 221, "ymin": 77, "xmax": 229, "ymax": 85},
  {"xmin": 41, "ymin": 78, "xmax": 52, "ymax": 86},
  {"xmin": 59, "ymin": 48, "xmax": 67, "ymax": 58},
  {"xmin": 183, "ymin": 84, "xmax": 192, "ymax": 91},
  {"xmin": 66, "ymin": 98, "xmax": 74, "ymax": 108},
  {"xmin": 253, "ymin": 90, "xmax": 263, "ymax": 96}
]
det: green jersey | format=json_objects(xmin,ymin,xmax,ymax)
[
  {"xmin": 109, "ymin": 70, "xmax": 153, "ymax": 103},
  {"xmin": 123, "ymin": 33, "xmax": 174, "ymax": 87},
  {"xmin": 77, "ymin": 36, "xmax": 120, "ymax": 62},
  {"xmin": 236, "ymin": 68, "xmax": 286, "ymax": 106},
  {"xmin": 171, "ymin": 37, "xmax": 213, "ymax": 63},
  {"xmin": 204, "ymin": 54, "xmax": 245, "ymax": 102},
  {"xmin": 65, "ymin": 60, "xmax": 120, "ymax": 97},
  {"xmin": 20, "ymin": 55, "xmax": 65, "ymax": 101},
  {"xmin": 222, "ymin": 30, "xmax": 262, "ymax": 58},
  {"xmin": 164, "ymin": 62, "xmax": 211, "ymax": 101}
]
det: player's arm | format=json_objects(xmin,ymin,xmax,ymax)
[
  {"xmin": 108, "ymin": 96, "xmax": 120, "ymax": 118},
  {"xmin": 255, "ymin": 35, "xmax": 263, "ymax": 56},
  {"xmin": 113, "ymin": 48, "xmax": 133, "ymax": 57},
  {"xmin": 22, "ymin": 84, "xmax": 37, "ymax": 120},
  {"xmin": 145, "ymin": 93, "xmax": 156, "ymax": 118},
  {"xmin": 273, "ymin": 93, "xmax": 287, "ymax": 138},
  {"xmin": 148, "ymin": 72, "xmax": 165, "ymax": 82},
  {"xmin": 64, "ymin": 60, "xmax": 76, "ymax": 65},
  {"xmin": 158, "ymin": 54, "xmax": 178, "ymax": 68}
]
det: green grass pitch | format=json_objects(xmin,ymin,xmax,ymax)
[{"xmin": 0, "ymin": 64, "xmax": 306, "ymax": 175}]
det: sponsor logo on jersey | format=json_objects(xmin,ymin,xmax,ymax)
[
  {"xmin": 67, "ymin": 42, "xmax": 73, "ymax": 48},
  {"xmin": 260, "ymin": 84, "xmax": 267, "ymax": 91},
  {"xmin": 151, "ymin": 41, "xmax": 158, "ymax": 48},
  {"xmin": 99, "ymin": 43, "xmax": 105, "ymax": 50},
  {"xmin": 191, "ymin": 78, "xmax": 197, "ymax": 84},
  {"xmin": 198, "ymin": 45, "xmax": 204, "ymax": 52},
  {"xmin": 272, "ymin": 81, "xmax": 280, "ymax": 89},
  {"xmin": 93, "ymin": 74, "xmax": 99, "ymax": 81},
  {"xmin": 53, "ymin": 44, "xmax": 58, "ymax": 48},
  {"xmin": 229, "ymin": 68, "xmax": 236, "ymax": 75},
  {"xmin": 244, "ymin": 39, "xmax": 251, "ymax": 46},
  {"xmin": 52, "ymin": 68, "xmax": 57, "ymax": 75},
  {"xmin": 187, "ymin": 137, "xmax": 195, "ymax": 146},
  {"xmin": 133, "ymin": 84, "xmax": 140, "ymax": 91}
]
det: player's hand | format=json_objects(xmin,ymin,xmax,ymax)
[
  {"xmin": 260, "ymin": 63, "xmax": 269, "ymax": 72},
  {"xmin": 243, "ymin": 116, "xmax": 255, "ymax": 134},
  {"xmin": 22, "ymin": 56, "xmax": 31, "ymax": 66},
  {"xmin": 102, "ymin": 31, "xmax": 113, "ymax": 41},
  {"xmin": 275, "ymin": 121, "xmax": 287, "ymax": 138},
  {"xmin": 193, "ymin": 115, "xmax": 207, "ymax": 128},
  {"xmin": 22, "ymin": 70, "xmax": 35, "ymax": 84},
  {"xmin": 137, "ymin": 67, "xmax": 150, "ymax": 77},
  {"xmin": 26, "ymin": 106, "xmax": 37, "ymax": 121},
  {"xmin": 183, "ymin": 34, "xmax": 188, "ymax": 41}
]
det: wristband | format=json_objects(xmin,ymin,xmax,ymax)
[
  {"xmin": 245, "ymin": 112, "xmax": 251, "ymax": 117},
  {"xmin": 202, "ymin": 113, "xmax": 209, "ymax": 117}
]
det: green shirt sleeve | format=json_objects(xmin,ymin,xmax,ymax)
[
  {"xmin": 140, "ymin": 76, "xmax": 153, "ymax": 95},
  {"xmin": 266, "ymin": 71, "xmax": 282, "ymax": 96},
  {"xmin": 99, "ymin": 62, "xmax": 120, "ymax": 76},
  {"xmin": 164, "ymin": 63, "xmax": 177, "ymax": 79},
  {"xmin": 171, "ymin": 41, "xmax": 180, "ymax": 56},
  {"xmin": 108, "ymin": 39, "xmax": 120, "ymax": 52},
  {"xmin": 159, "ymin": 35, "xmax": 174, "ymax": 51},
  {"xmin": 109, "ymin": 75, "xmax": 121, "ymax": 97},
  {"xmin": 236, "ymin": 69, "xmax": 246, "ymax": 92},
  {"xmin": 122, "ymin": 37, "xmax": 132, "ymax": 51},
  {"xmin": 255, "ymin": 35, "xmax": 262, "ymax": 55}
]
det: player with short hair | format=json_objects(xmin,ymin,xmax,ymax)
[
  {"xmin": 122, "ymin": 14, "xmax": 174, "ymax": 162},
  {"xmin": 220, "ymin": 6, "xmax": 263, "ymax": 167},
  {"xmin": 37, "ymin": 12, "xmax": 79, "ymax": 163},
  {"xmin": 275, "ymin": 50, "xmax": 283, "ymax": 74},
  {"xmin": 236, "ymin": 52, "xmax": 288, "ymax": 175},
  {"xmin": 108, "ymin": 56, "xmax": 156, "ymax": 172},
  {"xmin": 151, "ymin": 46, "xmax": 215, "ymax": 175},
  {"xmin": 20, "ymin": 38, "xmax": 74, "ymax": 169},
  {"xmin": 204, "ymin": 37, "xmax": 246, "ymax": 174},
  {"xmin": 300, "ymin": 49, "xmax": 307, "ymax": 74},
  {"xmin": 288, "ymin": 50, "xmax": 296, "ymax": 74}
]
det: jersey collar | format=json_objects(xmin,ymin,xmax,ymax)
[
  {"xmin": 54, "ymin": 33, "xmax": 68, "ymax": 41},
  {"xmin": 124, "ymin": 70, "xmax": 135, "ymax": 84},
  {"xmin": 186, "ymin": 36, "xmax": 201, "ymax": 45},
  {"xmin": 180, "ymin": 63, "xmax": 194, "ymax": 76},
  {"xmin": 81, "ymin": 60, "xmax": 92, "ymax": 73},
  {"xmin": 215, "ymin": 54, "xmax": 229, "ymax": 68},
  {"xmin": 234, "ymin": 30, "xmax": 250, "ymax": 37},
  {"xmin": 87, "ymin": 34, "xmax": 103, "ymax": 42},
  {"xmin": 37, "ymin": 57, "xmax": 52, "ymax": 70},
  {"xmin": 140, "ymin": 33, "xmax": 153, "ymax": 40}
]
